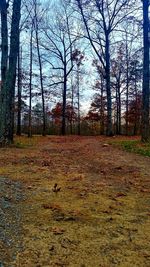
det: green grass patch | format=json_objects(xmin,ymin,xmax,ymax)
[
  {"xmin": 112, "ymin": 140, "xmax": 150, "ymax": 157},
  {"xmin": 13, "ymin": 136, "xmax": 37, "ymax": 148}
]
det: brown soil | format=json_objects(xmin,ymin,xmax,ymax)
[{"xmin": 0, "ymin": 135, "xmax": 149, "ymax": 267}]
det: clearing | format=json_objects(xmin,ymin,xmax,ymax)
[{"xmin": 0, "ymin": 135, "xmax": 149, "ymax": 267}]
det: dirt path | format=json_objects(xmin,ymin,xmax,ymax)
[
  {"xmin": 0, "ymin": 177, "xmax": 25, "ymax": 266},
  {"xmin": 0, "ymin": 136, "xmax": 149, "ymax": 266}
]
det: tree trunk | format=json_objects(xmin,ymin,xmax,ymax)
[
  {"xmin": 105, "ymin": 33, "xmax": 113, "ymax": 136},
  {"xmin": 34, "ymin": 1, "xmax": 46, "ymax": 136},
  {"xmin": 116, "ymin": 88, "xmax": 119, "ymax": 135},
  {"xmin": 134, "ymin": 69, "xmax": 138, "ymax": 135},
  {"xmin": 77, "ymin": 64, "xmax": 81, "ymax": 135},
  {"xmin": 125, "ymin": 35, "xmax": 129, "ymax": 136},
  {"xmin": 16, "ymin": 39, "xmax": 22, "ymax": 136},
  {"xmin": 116, "ymin": 81, "xmax": 121, "ymax": 135},
  {"xmin": 70, "ymin": 74, "xmax": 74, "ymax": 135},
  {"xmin": 62, "ymin": 66, "xmax": 67, "ymax": 136},
  {"xmin": 28, "ymin": 23, "xmax": 33, "ymax": 138},
  {"xmin": 36, "ymin": 38, "xmax": 46, "ymax": 136},
  {"xmin": 0, "ymin": 0, "xmax": 21, "ymax": 146},
  {"xmin": 141, "ymin": 0, "xmax": 150, "ymax": 142},
  {"xmin": 0, "ymin": 0, "xmax": 8, "ymax": 144},
  {"xmin": 100, "ymin": 77, "xmax": 105, "ymax": 135},
  {"xmin": 0, "ymin": 0, "xmax": 8, "ymax": 83},
  {"xmin": 118, "ymin": 91, "xmax": 121, "ymax": 134}
]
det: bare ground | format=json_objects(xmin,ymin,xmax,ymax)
[{"xmin": 0, "ymin": 135, "xmax": 149, "ymax": 267}]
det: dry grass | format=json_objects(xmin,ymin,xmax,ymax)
[{"xmin": 0, "ymin": 135, "xmax": 150, "ymax": 267}]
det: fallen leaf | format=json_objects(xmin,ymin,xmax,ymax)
[{"xmin": 51, "ymin": 227, "xmax": 65, "ymax": 235}]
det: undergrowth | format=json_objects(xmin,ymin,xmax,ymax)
[
  {"xmin": 112, "ymin": 139, "xmax": 150, "ymax": 157},
  {"xmin": 13, "ymin": 136, "xmax": 40, "ymax": 148}
]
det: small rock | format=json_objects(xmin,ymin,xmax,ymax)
[{"xmin": 103, "ymin": 143, "xmax": 109, "ymax": 147}]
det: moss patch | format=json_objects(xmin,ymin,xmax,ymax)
[{"xmin": 111, "ymin": 139, "xmax": 150, "ymax": 157}]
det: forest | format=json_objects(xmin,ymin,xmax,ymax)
[
  {"xmin": 0, "ymin": 0, "xmax": 149, "ymax": 142},
  {"xmin": 0, "ymin": 0, "xmax": 150, "ymax": 266}
]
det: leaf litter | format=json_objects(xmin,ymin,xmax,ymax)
[{"xmin": 0, "ymin": 135, "xmax": 149, "ymax": 266}]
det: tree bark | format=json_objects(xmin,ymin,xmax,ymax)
[
  {"xmin": 34, "ymin": 1, "xmax": 46, "ymax": 136},
  {"xmin": 0, "ymin": 0, "xmax": 21, "ymax": 146},
  {"xmin": 0, "ymin": 0, "xmax": 8, "ymax": 144},
  {"xmin": 77, "ymin": 64, "xmax": 81, "ymax": 135},
  {"xmin": 62, "ymin": 65, "xmax": 67, "ymax": 135},
  {"xmin": 125, "ymin": 38, "xmax": 129, "ymax": 136},
  {"xmin": 116, "ymin": 80, "xmax": 121, "ymax": 135},
  {"xmin": 100, "ymin": 77, "xmax": 105, "ymax": 135},
  {"xmin": 28, "ymin": 22, "xmax": 33, "ymax": 138},
  {"xmin": 141, "ymin": 0, "xmax": 150, "ymax": 142},
  {"xmin": 105, "ymin": 33, "xmax": 113, "ymax": 136},
  {"xmin": 0, "ymin": 0, "xmax": 8, "ymax": 83},
  {"xmin": 16, "ymin": 39, "xmax": 22, "ymax": 136},
  {"xmin": 134, "ymin": 67, "xmax": 138, "ymax": 135},
  {"xmin": 70, "ymin": 74, "xmax": 74, "ymax": 135}
]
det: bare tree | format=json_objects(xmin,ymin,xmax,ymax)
[
  {"xmin": 71, "ymin": 0, "xmax": 138, "ymax": 136},
  {"xmin": 16, "ymin": 0, "xmax": 34, "ymax": 136},
  {"xmin": 41, "ymin": 3, "xmax": 79, "ymax": 135},
  {"xmin": 34, "ymin": 0, "xmax": 47, "ymax": 136},
  {"xmin": 111, "ymin": 44, "xmax": 125, "ymax": 135}
]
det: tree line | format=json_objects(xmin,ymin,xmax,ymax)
[{"xmin": 0, "ymin": 0, "xmax": 149, "ymax": 145}]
